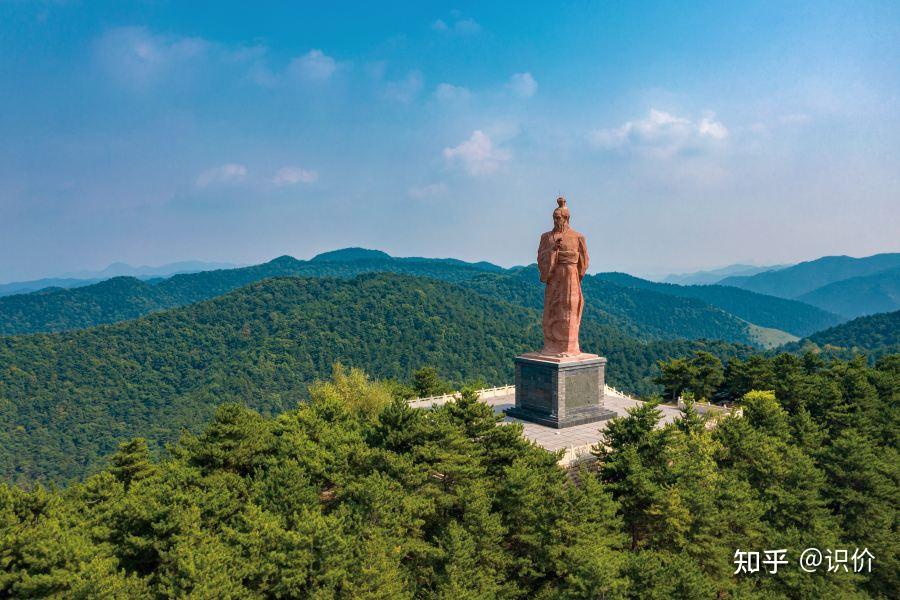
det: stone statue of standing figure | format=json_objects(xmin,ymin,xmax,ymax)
[
  {"xmin": 537, "ymin": 197, "xmax": 589, "ymax": 356},
  {"xmin": 509, "ymin": 195, "xmax": 611, "ymax": 428}
]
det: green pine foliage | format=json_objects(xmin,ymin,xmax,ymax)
[
  {"xmin": 2, "ymin": 354, "xmax": 896, "ymax": 598},
  {"xmin": 1, "ymin": 372, "xmax": 629, "ymax": 599}
]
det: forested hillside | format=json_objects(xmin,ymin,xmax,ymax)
[
  {"xmin": 595, "ymin": 272, "xmax": 842, "ymax": 336},
  {"xmin": 0, "ymin": 254, "xmax": 502, "ymax": 334},
  {"xmin": 2, "ymin": 354, "xmax": 896, "ymax": 598},
  {"xmin": 0, "ymin": 273, "xmax": 751, "ymax": 484},
  {"xmin": 784, "ymin": 310, "xmax": 900, "ymax": 361}
]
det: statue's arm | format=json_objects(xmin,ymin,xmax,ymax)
[
  {"xmin": 578, "ymin": 235, "xmax": 589, "ymax": 280},
  {"xmin": 537, "ymin": 234, "xmax": 556, "ymax": 283}
]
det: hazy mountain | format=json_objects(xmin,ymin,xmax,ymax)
[
  {"xmin": 593, "ymin": 272, "xmax": 843, "ymax": 337},
  {"xmin": 60, "ymin": 260, "xmax": 239, "ymax": 279},
  {"xmin": 661, "ymin": 263, "xmax": 787, "ymax": 285},
  {"xmin": 0, "ymin": 273, "xmax": 752, "ymax": 484},
  {"xmin": 796, "ymin": 267, "xmax": 900, "ymax": 318},
  {"xmin": 309, "ymin": 247, "xmax": 392, "ymax": 262},
  {"xmin": 312, "ymin": 247, "xmax": 505, "ymax": 272},
  {"xmin": 718, "ymin": 253, "xmax": 900, "ymax": 298},
  {"xmin": 0, "ymin": 260, "xmax": 239, "ymax": 297},
  {"xmin": 0, "ymin": 277, "xmax": 103, "ymax": 297}
]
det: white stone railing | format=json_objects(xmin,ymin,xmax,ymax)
[
  {"xmin": 411, "ymin": 384, "xmax": 636, "ymax": 404},
  {"xmin": 604, "ymin": 385, "xmax": 636, "ymax": 400},
  {"xmin": 677, "ymin": 397, "xmax": 743, "ymax": 418},
  {"xmin": 409, "ymin": 385, "xmax": 515, "ymax": 404}
]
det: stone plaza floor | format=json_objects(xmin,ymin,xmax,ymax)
[{"xmin": 409, "ymin": 389, "xmax": 682, "ymax": 464}]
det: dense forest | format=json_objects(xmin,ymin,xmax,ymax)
[
  {"xmin": 2, "ymin": 354, "xmax": 896, "ymax": 598},
  {"xmin": 784, "ymin": 310, "xmax": 900, "ymax": 361},
  {"xmin": 0, "ymin": 250, "xmax": 837, "ymax": 347},
  {"xmin": 0, "ymin": 273, "xmax": 752, "ymax": 485}
]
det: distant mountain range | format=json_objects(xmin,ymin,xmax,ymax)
[
  {"xmin": 797, "ymin": 267, "xmax": 900, "ymax": 318},
  {"xmin": 0, "ymin": 248, "xmax": 843, "ymax": 347},
  {"xmin": 661, "ymin": 263, "xmax": 788, "ymax": 285},
  {"xmin": 718, "ymin": 253, "xmax": 900, "ymax": 318},
  {"xmin": 0, "ymin": 260, "xmax": 239, "ymax": 297},
  {"xmin": 593, "ymin": 272, "xmax": 840, "ymax": 338}
]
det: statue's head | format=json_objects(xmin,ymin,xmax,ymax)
[{"xmin": 552, "ymin": 196, "xmax": 570, "ymax": 231}]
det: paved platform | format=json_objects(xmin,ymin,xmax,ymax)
[{"xmin": 409, "ymin": 390, "xmax": 681, "ymax": 464}]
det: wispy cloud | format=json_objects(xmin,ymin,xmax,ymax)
[
  {"xmin": 432, "ymin": 14, "xmax": 482, "ymax": 35},
  {"xmin": 435, "ymin": 82, "xmax": 471, "ymax": 102},
  {"xmin": 382, "ymin": 70, "xmax": 423, "ymax": 103},
  {"xmin": 287, "ymin": 49, "xmax": 338, "ymax": 82},
  {"xmin": 94, "ymin": 26, "xmax": 209, "ymax": 90},
  {"xmin": 272, "ymin": 166, "xmax": 318, "ymax": 186},
  {"xmin": 507, "ymin": 72, "xmax": 538, "ymax": 98},
  {"xmin": 408, "ymin": 182, "xmax": 448, "ymax": 199},
  {"xmin": 590, "ymin": 109, "xmax": 729, "ymax": 158},
  {"xmin": 443, "ymin": 130, "xmax": 510, "ymax": 175},
  {"xmin": 195, "ymin": 164, "xmax": 247, "ymax": 187}
]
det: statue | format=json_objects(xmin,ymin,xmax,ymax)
[
  {"xmin": 537, "ymin": 197, "xmax": 589, "ymax": 356},
  {"xmin": 508, "ymin": 195, "xmax": 612, "ymax": 428}
]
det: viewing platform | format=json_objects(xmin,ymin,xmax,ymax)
[{"xmin": 409, "ymin": 385, "xmax": 682, "ymax": 466}]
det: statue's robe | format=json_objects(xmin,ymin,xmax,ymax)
[{"xmin": 537, "ymin": 227, "xmax": 589, "ymax": 355}]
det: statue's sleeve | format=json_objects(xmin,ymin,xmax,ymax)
[
  {"xmin": 537, "ymin": 234, "xmax": 555, "ymax": 283},
  {"xmin": 577, "ymin": 234, "xmax": 589, "ymax": 279}
]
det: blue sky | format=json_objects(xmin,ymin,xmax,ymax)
[{"xmin": 1, "ymin": 1, "xmax": 898, "ymax": 281}]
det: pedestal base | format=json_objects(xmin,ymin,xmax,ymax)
[{"xmin": 507, "ymin": 353, "xmax": 616, "ymax": 428}]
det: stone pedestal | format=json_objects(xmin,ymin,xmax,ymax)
[{"xmin": 506, "ymin": 353, "xmax": 616, "ymax": 428}]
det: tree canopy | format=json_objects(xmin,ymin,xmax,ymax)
[{"xmin": 2, "ymin": 354, "xmax": 897, "ymax": 598}]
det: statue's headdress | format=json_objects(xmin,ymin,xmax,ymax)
[{"xmin": 553, "ymin": 196, "xmax": 570, "ymax": 219}]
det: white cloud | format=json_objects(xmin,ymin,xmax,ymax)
[
  {"xmin": 273, "ymin": 167, "xmax": 318, "ymax": 186},
  {"xmin": 590, "ymin": 109, "xmax": 729, "ymax": 157},
  {"xmin": 432, "ymin": 15, "xmax": 481, "ymax": 35},
  {"xmin": 443, "ymin": 130, "xmax": 511, "ymax": 175},
  {"xmin": 507, "ymin": 72, "xmax": 538, "ymax": 98},
  {"xmin": 95, "ymin": 26, "xmax": 209, "ymax": 90},
  {"xmin": 698, "ymin": 117, "xmax": 728, "ymax": 140},
  {"xmin": 287, "ymin": 49, "xmax": 337, "ymax": 81},
  {"xmin": 408, "ymin": 182, "xmax": 448, "ymax": 199},
  {"xmin": 435, "ymin": 82, "xmax": 471, "ymax": 102},
  {"xmin": 382, "ymin": 70, "xmax": 423, "ymax": 103},
  {"xmin": 195, "ymin": 164, "xmax": 247, "ymax": 187}
]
